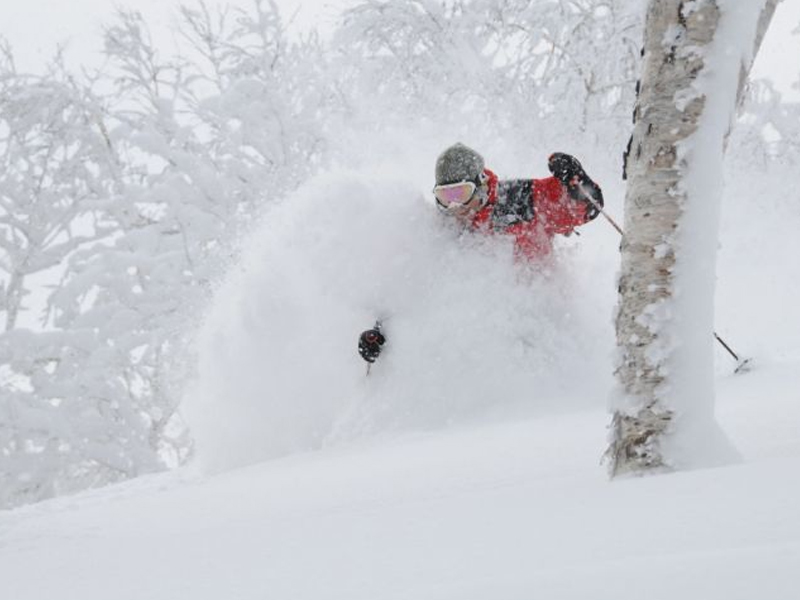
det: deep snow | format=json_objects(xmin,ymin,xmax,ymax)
[
  {"xmin": 1, "ymin": 362, "xmax": 799, "ymax": 600},
  {"xmin": 1, "ymin": 132, "xmax": 799, "ymax": 597},
  {"xmin": 184, "ymin": 166, "xmax": 617, "ymax": 474},
  {"xmin": 4, "ymin": 2, "xmax": 800, "ymax": 590}
]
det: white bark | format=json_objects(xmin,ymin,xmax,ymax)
[{"xmin": 609, "ymin": 0, "xmax": 776, "ymax": 476}]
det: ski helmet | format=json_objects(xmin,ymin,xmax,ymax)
[{"xmin": 435, "ymin": 143, "xmax": 485, "ymax": 186}]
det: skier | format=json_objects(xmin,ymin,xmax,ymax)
[{"xmin": 357, "ymin": 142, "xmax": 604, "ymax": 365}]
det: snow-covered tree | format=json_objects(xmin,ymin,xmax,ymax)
[
  {"xmin": 336, "ymin": 0, "xmax": 642, "ymax": 149},
  {"xmin": 45, "ymin": 4, "xmax": 331, "ymax": 485},
  {"xmin": 0, "ymin": 47, "xmax": 129, "ymax": 507},
  {"xmin": 0, "ymin": 50, "xmax": 117, "ymax": 333},
  {"xmin": 178, "ymin": 0, "xmax": 331, "ymax": 199},
  {"xmin": 733, "ymin": 78, "xmax": 800, "ymax": 167},
  {"xmin": 0, "ymin": 1, "xmax": 335, "ymax": 509},
  {"xmin": 608, "ymin": 0, "xmax": 779, "ymax": 476}
]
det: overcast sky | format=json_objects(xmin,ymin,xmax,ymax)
[{"xmin": 3, "ymin": 0, "xmax": 799, "ymax": 97}]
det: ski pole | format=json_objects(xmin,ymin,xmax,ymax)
[
  {"xmin": 714, "ymin": 332, "xmax": 752, "ymax": 373},
  {"xmin": 578, "ymin": 183, "xmax": 624, "ymax": 236},
  {"xmin": 577, "ymin": 182, "xmax": 748, "ymax": 371}
]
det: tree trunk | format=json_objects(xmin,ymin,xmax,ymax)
[
  {"xmin": 735, "ymin": 0, "xmax": 780, "ymax": 115},
  {"xmin": 4, "ymin": 270, "xmax": 25, "ymax": 332},
  {"xmin": 608, "ymin": 0, "xmax": 777, "ymax": 476}
]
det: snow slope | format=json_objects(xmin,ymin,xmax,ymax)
[
  {"xmin": 2, "ymin": 142, "xmax": 799, "ymax": 597},
  {"xmin": 2, "ymin": 365, "xmax": 799, "ymax": 600},
  {"xmin": 2, "ymin": 0, "xmax": 799, "ymax": 595}
]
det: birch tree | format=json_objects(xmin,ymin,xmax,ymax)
[{"xmin": 608, "ymin": 0, "xmax": 779, "ymax": 476}]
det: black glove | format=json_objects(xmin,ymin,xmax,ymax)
[
  {"xmin": 548, "ymin": 152, "xmax": 586, "ymax": 187},
  {"xmin": 358, "ymin": 325, "xmax": 386, "ymax": 363},
  {"xmin": 548, "ymin": 152, "xmax": 604, "ymax": 219}
]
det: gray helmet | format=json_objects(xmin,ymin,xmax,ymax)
[{"xmin": 435, "ymin": 143, "xmax": 485, "ymax": 186}]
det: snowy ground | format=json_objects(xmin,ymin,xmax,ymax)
[
  {"xmin": 1, "ymin": 360, "xmax": 799, "ymax": 600},
  {"xmin": 3, "ymin": 0, "xmax": 800, "ymax": 595},
  {"xmin": 2, "ymin": 146, "xmax": 800, "ymax": 597}
]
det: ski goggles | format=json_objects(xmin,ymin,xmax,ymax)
[{"xmin": 432, "ymin": 181, "xmax": 477, "ymax": 207}]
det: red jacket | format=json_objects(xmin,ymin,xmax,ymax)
[{"xmin": 470, "ymin": 169, "xmax": 596, "ymax": 259}]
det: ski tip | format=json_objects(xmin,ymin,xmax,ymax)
[{"xmin": 734, "ymin": 358, "xmax": 753, "ymax": 375}]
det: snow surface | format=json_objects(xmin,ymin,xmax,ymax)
[
  {"xmin": 3, "ymin": 5, "xmax": 800, "ymax": 598},
  {"xmin": 2, "ymin": 130, "xmax": 799, "ymax": 596},
  {"xmin": 2, "ymin": 363, "xmax": 800, "ymax": 599}
]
